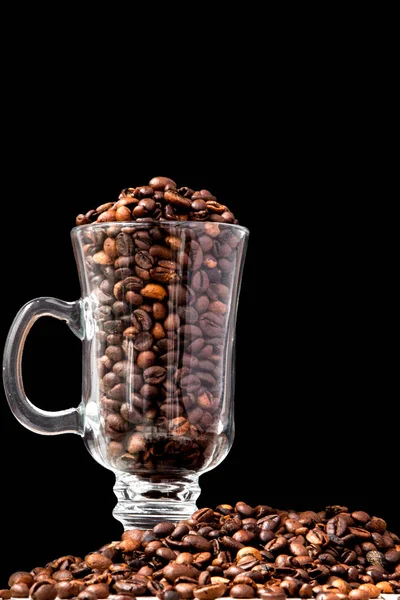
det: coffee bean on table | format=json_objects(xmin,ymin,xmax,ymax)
[
  {"xmin": 9, "ymin": 583, "xmax": 30, "ymax": 598},
  {"xmin": 84, "ymin": 584, "xmax": 110, "ymax": 599},
  {"xmin": 29, "ymin": 581, "xmax": 57, "ymax": 600}
]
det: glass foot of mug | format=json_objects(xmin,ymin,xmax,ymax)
[{"xmin": 113, "ymin": 471, "xmax": 201, "ymax": 530}]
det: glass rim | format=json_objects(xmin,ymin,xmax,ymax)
[{"xmin": 71, "ymin": 221, "xmax": 249, "ymax": 236}]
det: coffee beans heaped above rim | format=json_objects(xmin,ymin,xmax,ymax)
[
  {"xmin": 77, "ymin": 207, "xmax": 246, "ymax": 474},
  {"xmin": 2, "ymin": 503, "xmax": 400, "ymax": 599},
  {"xmin": 75, "ymin": 177, "xmax": 238, "ymax": 227}
]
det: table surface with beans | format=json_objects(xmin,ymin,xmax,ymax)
[
  {"xmin": 9, "ymin": 596, "xmax": 397, "ymax": 600},
  {"xmin": 2, "ymin": 503, "xmax": 400, "ymax": 600}
]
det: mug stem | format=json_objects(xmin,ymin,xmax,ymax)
[{"xmin": 113, "ymin": 471, "xmax": 201, "ymax": 530}]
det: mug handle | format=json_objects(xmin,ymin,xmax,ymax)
[{"xmin": 3, "ymin": 297, "xmax": 84, "ymax": 435}]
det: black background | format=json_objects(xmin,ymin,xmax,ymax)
[{"xmin": 0, "ymin": 85, "xmax": 398, "ymax": 580}]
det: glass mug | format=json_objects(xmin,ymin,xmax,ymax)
[{"xmin": 3, "ymin": 221, "xmax": 248, "ymax": 529}]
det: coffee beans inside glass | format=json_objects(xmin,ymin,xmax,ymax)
[{"xmin": 4, "ymin": 221, "xmax": 248, "ymax": 529}]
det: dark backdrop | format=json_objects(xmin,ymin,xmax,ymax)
[{"xmin": 0, "ymin": 125, "xmax": 397, "ymax": 581}]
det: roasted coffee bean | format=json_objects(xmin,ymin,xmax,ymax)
[
  {"xmin": 132, "ymin": 308, "xmax": 153, "ymax": 331},
  {"xmin": 230, "ymin": 583, "xmax": 255, "ymax": 598},
  {"xmin": 163, "ymin": 564, "xmax": 200, "ymax": 583},
  {"xmin": 7, "ymin": 573, "xmax": 33, "ymax": 588},
  {"xmin": 115, "ymin": 232, "xmax": 134, "ymax": 256},
  {"xmin": 84, "ymin": 584, "xmax": 110, "ymax": 599},
  {"xmin": 183, "ymin": 534, "xmax": 212, "ymax": 552},
  {"xmin": 9, "ymin": 583, "xmax": 30, "ymax": 598},
  {"xmin": 149, "ymin": 176, "xmax": 177, "ymax": 190},
  {"xmin": 199, "ymin": 312, "xmax": 224, "ymax": 337},
  {"xmin": 192, "ymin": 270, "xmax": 209, "ymax": 293},
  {"xmin": 135, "ymin": 250, "xmax": 154, "ymax": 269},
  {"xmin": 56, "ymin": 581, "xmax": 81, "ymax": 599},
  {"xmin": 194, "ymin": 582, "xmax": 227, "ymax": 599},
  {"xmin": 144, "ymin": 365, "xmax": 167, "ymax": 384},
  {"xmin": 258, "ymin": 588, "xmax": 286, "ymax": 600},
  {"xmin": 385, "ymin": 548, "xmax": 400, "ymax": 565},
  {"xmin": 29, "ymin": 581, "xmax": 57, "ymax": 600},
  {"xmin": 137, "ymin": 350, "xmax": 156, "ymax": 369},
  {"xmin": 153, "ymin": 521, "xmax": 176, "ymax": 538},
  {"xmin": 132, "ymin": 332, "xmax": 154, "ymax": 351},
  {"xmin": 367, "ymin": 517, "xmax": 387, "ymax": 533},
  {"xmin": 141, "ymin": 283, "xmax": 168, "ymax": 301},
  {"xmin": 164, "ymin": 190, "xmax": 192, "ymax": 211}
]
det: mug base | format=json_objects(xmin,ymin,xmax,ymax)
[{"xmin": 113, "ymin": 470, "xmax": 201, "ymax": 530}]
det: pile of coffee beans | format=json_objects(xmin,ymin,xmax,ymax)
[
  {"xmin": 74, "ymin": 178, "xmax": 246, "ymax": 473},
  {"xmin": 2, "ymin": 503, "xmax": 399, "ymax": 599},
  {"xmin": 75, "ymin": 176, "xmax": 238, "ymax": 226}
]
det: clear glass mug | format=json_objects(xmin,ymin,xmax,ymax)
[{"xmin": 3, "ymin": 221, "xmax": 248, "ymax": 529}]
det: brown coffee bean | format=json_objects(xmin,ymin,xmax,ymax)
[
  {"xmin": 144, "ymin": 365, "xmax": 167, "ymax": 384},
  {"xmin": 132, "ymin": 332, "xmax": 154, "ymax": 351},
  {"xmin": 315, "ymin": 594, "xmax": 341, "ymax": 600},
  {"xmin": 385, "ymin": 548, "xmax": 400, "ymax": 564},
  {"xmin": 181, "ymin": 324, "xmax": 203, "ymax": 339},
  {"xmin": 29, "ymin": 581, "xmax": 57, "ymax": 600},
  {"xmin": 138, "ymin": 185, "xmax": 155, "ymax": 198},
  {"xmin": 93, "ymin": 250, "xmax": 113, "ymax": 265},
  {"xmin": 135, "ymin": 250, "xmax": 154, "ymax": 269},
  {"xmin": 209, "ymin": 300, "xmax": 227, "ymax": 314},
  {"xmin": 103, "ymin": 237, "xmax": 118, "ymax": 259},
  {"xmin": 258, "ymin": 588, "xmax": 286, "ymax": 600},
  {"xmin": 163, "ymin": 563, "xmax": 200, "ymax": 583},
  {"xmin": 192, "ymin": 270, "xmax": 209, "ymax": 293},
  {"xmin": 299, "ymin": 584, "xmax": 314, "ymax": 598},
  {"xmin": 115, "ymin": 232, "xmax": 134, "ymax": 256},
  {"xmin": 9, "ymin": 583, "xmax": 30, "ymax": 598},
  {"xmin": 164, "ymin": 189, "xmax": 192, "ymax": 211},
  {"xmin": 8, "ymin": 573, "xmax": 33, "ymax": 588},
  {"xmin": 157, "ymin": 547, "xmax": 177, "ymax": 562},
  {"xmin": 85, "ymin": 552, "xmax": 112, "ymax": 570},
  {"xmin": 352, "ymin": 511, "xmax": 370, "ymax": 524},
  {"xmin": 125, "ymin": 291, "xmax": 143, "ymax": 306},
  {"xmin": 175, "ymin": 583, "xmax": 197, "ymax": 599},
  {"xmin": 141, "ymin": 283, "xmax": 167, "ymax": 300},
  {"xmin": 183, "ymin": 534, "xmax": 212, "ymax": 552},
  {"xmin": 199, "ymin": 312, "xmax": 223, "ymax": 337},
  {"xmin": 97, "ymin": 208, "xmax": 117, "ymax": 222},
  {"xmin": 137, "ymin": 350, "xmax": 156, "ymax": 369},
  {"xmin": 358, "ymin": 583, "xmax": 381, "ymax": 598},
  {"xmin": 194, "ymin": 582, "xmax": 227, "ymax": 600},
  {"xmin": 105, "ymin": 345, "xmax": 124, "ymax": 362},
  {"xmin": 84, "ymin": 584, "xmax": 110, "ymax": 599},
  {"xmin": 164, "ymin": 313, "xmax": 180, "ymax": 331},
  {"xmin": 366, "ymin": 550, "xmax": 386, "ymax": 567},
  {"xmin": 150, "ymin": 245, "xmax": 173, "ymax": 260},
  {"xmin": 230, "ymin": 583, "xmax": 255, "ymax": 598},
  {"xmin": 153, "ymin": 301, "xmax": 167, "ymax": 320},
  {"xmin": 131, "ymin": 304, "xmax": 153, "ymax": 331},
  {"xmin": 126, "ymin": 432, "xmax": 146, "ymax": 454},
  {"xmin": 169, "ymin": 416, "xmax": 190, "ymax": 436},
  {"xmin": 149, "ymin": 176, "xmax": 177, "ymax": 190},
  {"xmin": 76, "ymin": 213, "xmax": 91, "ymax": 226},
  {"xmin": 367, "ymin": 517, "xmax": 387, "ymax": 533},
  {"xmin": 56, "ymin": 581, "xmax": 81, "ymax": 599},
  {"xmin": 376, "ymin": 581, "xmax": 394, "ymax": 593},
  {"xmin": 348, "ymin": 591, "xmax": 370, "ymax": 600},
  {"xmin": 115, "ymin": 205, "xmax": 132, "ymax": 221}
]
